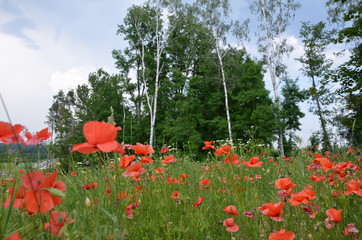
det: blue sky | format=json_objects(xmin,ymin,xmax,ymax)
[{"xmin": 0, "ymin": 0, "xmax": 348, "ymax": 146}]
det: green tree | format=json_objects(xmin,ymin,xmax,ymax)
[
  {"xmin": 296, "ymin": 21, "xmax": 334, "ymax": 150},
  {"xmin": 250, "ymin": 0, "xmax": 301, "ymax": 157},
  {"xmin": 326, "ymin": 0, "xmax": 362, "ymax": 145},
  {"xmin": 195, "ymin": 0, "xmax": 236, "ymax": 144},
  {"xmin": 280, "ymin": 76, "xmax": 306, "ymax": 155}
]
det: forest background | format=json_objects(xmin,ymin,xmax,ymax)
[{"xmin": 0, "ymin": 0, "xmax": 360, "ymax": 160}]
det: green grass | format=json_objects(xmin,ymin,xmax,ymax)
[{"xmin": 0, "ymin": 147, "xmax": 361, "ymax": 239}]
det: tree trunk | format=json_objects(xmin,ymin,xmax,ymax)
[
  {"xmin": 312, "ymin": 76, "xmax": 331, "ymax": 150},
  {"xmin": 216, "ymin": 45, "xmax": 233, "ymax": 145}
]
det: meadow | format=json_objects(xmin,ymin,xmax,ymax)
[{"xmin": 0, "ymin": 121, "xmax": 361, "ymax": 240}]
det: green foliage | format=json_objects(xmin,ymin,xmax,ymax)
[{"xmin": 326, "ymin": 0, "xmax": 362, "ymax": 146}]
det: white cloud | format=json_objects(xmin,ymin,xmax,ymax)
[{"xmin": 50, "ymin": 66, "xmax": 94, "ymax": 94}]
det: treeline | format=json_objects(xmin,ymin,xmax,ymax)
[
  {"xmin": 0, "ymin": 143, "xmax": 49, "ymax": 162},
  {"xmin": 47, "ymin": 0, "xmax": 361, "ymax": 158}
]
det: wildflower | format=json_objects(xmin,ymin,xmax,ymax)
[
  {"xmin": 2, "ymin": 185, "xmax": 27, "ymax": 210},
  {"xmin": 268, "ymin": 229, "xmax": 295, "ymax": 240},
  {"xmin": 199, "ymin": 178, "xmax": 211, "ymax": 185},
  {"xmin": 160, "ymin": 147, "xmax": 169, "ymax": 153},
  {"xmin": 119, "ymin": 155, "xmax": 135, "ymax": 169},
  {"xmin": 122, "ymin": 162, "xmax": 147, "ymax": 179},
  {"xmin": 275, "ymin": 177, "xmax": 297, "ymax": 190},
  {"xmin": 17, "ymin": 171, "xmax": 65, "ymax": 214},
  {"xmin": 117, "ymin": 191, "xmax": 127, "ymax": 201},
  {"xmin": 223, "ymin": 205, "xmax": 240, "ymax": 216},
  {"xmin": 71, "ymin": 121, "xmax": 121, "ymax": 154},
  {"xmin": 310, "ymin": 175, "xmax": 326, "ymax": 182},
  {"xmin": 241, "ymin": 210, "xmax": 253, "ymax": 218},
  {"xmin": 105, "ymin": 188, "xmax": 112, "ymax": 198},
  {"xmin": 344, "ymin": 179, "xmax": 362, "ymax": 196},
  {"xmin": 24, "ymin": 127, "xmax": 52, "ymax": 145},
  {"xmin": 125, "ymin": 201, "xmax": 139, "ymax": 219},
  {"xmin": 170, "ymin": 191, "xmax": 180, "ymax": 199},
  {"xmin": 44, "ymin": 211, "xmax": 74, "ymax": 237},
  {"xmin": 84, "ymin": 182, "xmax": 98, "ymax": 190},
  {"xmin": 202, "ymin": 141, "xmax": 214, "ymax": 150},
  {"xmin": 288, "ymin": 185, "xmax": 316, "ymax": 206},
  {"xmin": 243, "ymin": 157, "xmax": 263, "ymax": 167},
  {"xmin": 154, "ymin": 167, "xmax": 165, "ymax": 174},
  {"xmin": 193, "ymin": 196, "xmax": 204, "ymax": 208},
  {"xmin": 214, "ymin": 145, "xmax": 232, "ymax": 156},
  {"xmin": 325, "ymin": 208, "xmax": 343, "ymax": 229},
  {"xmin": 161, "ymin": 155, "xmax": 177, "ymax": 164},
  {"xmin": 258, "ymin": 202, "xmax": 284, "ymax": 221},
  {"xmin": 301, "ymin": 205, "xmax": 319, "ymax": 218},
  {"xmin": 223, "ymin": 218, "xmax": 239, "ymax": 232},
  {"xmin": 0, "ymin": 121, "xmax": 25, "ymax": 144},
  {"xmin": 3, "ymin": 232, "xmax": 21, "ymax": 240},
  {"xmin": 223, "ymin": 154, "xmax": 240, "ymax": 164},
  {"xmin": 343, "ymin": 223, "xmax": 359, "ymax": 238},
  {"xmin": 326, "ymin": 208, "xmax": 343, "ymax": 223},
  {"xmin": 141, "ymin": 156, "xmax": 154, "ymax": 164},
  {"xmin": 131, "ymin": 143, "xmax": 154, "ymax": 155}
]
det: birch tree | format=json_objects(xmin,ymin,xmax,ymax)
[
  {"xmin": 195, "ymin": 0, "xmax": 235, "ymax": 145},
  {"xmin": 296, "ymin": 21, "xmax": 334, "ymax": 150},
  {"xmin": 250, "ymin": 0, "xmax": 300, "ymax": 157}
]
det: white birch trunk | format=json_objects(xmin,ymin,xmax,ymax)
[{"xmin": 216, "ymin": 44, "xmax": 233, "ymax": 145}]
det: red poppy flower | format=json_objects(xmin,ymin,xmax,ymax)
[
  {"xmin": 301, "ymin": 205, "xmax": 319, "ymax": 218},
  {"xmin": 199, "ymin": 178, "xmax": 211, "ymax": 185},
  {"xmin": 326, "ymin": 208, "xmax": 343, "ymax": 223},
  {"xmin": 117, "ymin": 191, "xmax": 127, "ymax": 200},
  {"xmin": 21, "ymin": 171, "xmax": 65, "ymax": 214},
  {"xmin": 343, "ymin": 223, "xmax": 359, "ymax": 237},
  {"xmin": 2, "ymin": 185, "xmax": 27, "ymax": 210},
  {"xmin": 319, "ymin": 158, "xmax": 334, "ymax": 172},
  {"xmin": 0, "ymin": 121, "xmax": 25, "ymax": 144},
  {"xmin": 344, "ymin": 179, "xmax": 362, "ymax": 196},
  {"xmin": 25, "ymin": 127, "xmax": 52, "ymax": 145},
  {"xmin": 214, "ymin": 145, "xmax": 232, "ymax": 156},
  {"xmin": 131, "ymin": 143, "xmax": 154, "ymax": 155},
  {"xmin": 193, "ymin": 196, "xmax": 204, "ymax": 208},
  {"xmin": 141, "ymin": 156, "xmax": 154, "ymax": 164},
  {"xmin": 224, "ymin": 154, "xmax": 240, "ymax": 164},
  {"xmin": 170, "ymin": 191, "xmax": 180, "ymax": 199},
  {"xmin": 223, "ymin": 218, "xmax": 239, "ymax": 232},
  {"xmin": 84, "ymin": 182, "xmax": 98, "ymax": 190},
  {"xmin": 160, "ymin": 147, "xmax": 169, "ymax": 153},
  {"xmin": 275, "ymin": 177, "xmax": 297, "ymax": 190},
  {"xmin": 223, "ymin": 205, "xmax": 240, "ymax": 216},
  {"xmin": 310, "ymin": 175, "xmax": 326, "ymax": 182},
  {"xmin": 243, "ymin": 210, "xmax": 254, "ymax": 218},
  {"xmin": 179, "ymin": 174, "xmax": 189, "ymax": 180},
  {"xmin": 243, "ymin": 157, "xmax": 263, "ymax": 167},
  {"xmin": 268, "ymin": 229, "xmax": 295, "ymax": 240},
  {"xmin": 154, "ymin": 167, "xmax": 165, "ymax": 174},
  {"xmin": 122, "ymin": 162, "xmax": 147, "ymax": 179},
  {"xmin": 125, "ymin": 201, "xmax": 139, "ymax": 219},
  {"xmin": 44, "ymin": 211, "xmax": 74, "ymax": 237},
  {"xmin": 119, "ymin": 155, "xmax": 135, "ymax": 169},
  {"xmin": 3, "ymin": 232, "xmax": 21, "ymax": 240},
  {"xmin": 202, "ymin": 141, "xmax": 214, "ymax": 150},
  {"xmin": 288, "ymin": 185, "xmax": 317, "ymax": 206},
  {"xmin": 71, "ymin": 121, "xmax": 120, "ymax": 154},
  {"xmin": 258, "ymin": 202, "xmax": 284, "ymax": 221},
  {"xmin": 167, "ymin": 177, "xmax": 179, "ymax": 184},
  {"xmin": 161, "ymin": 155, "xmax": 177, "ymax": 164}
]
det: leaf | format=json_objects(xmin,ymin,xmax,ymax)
[
  {"xmin": 101, "ymin": 207, "xmax": 118, "ymax": 223},
  {"xmin": 45, "ymin": 188, "xmax": 65, "ymax": 198}
]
